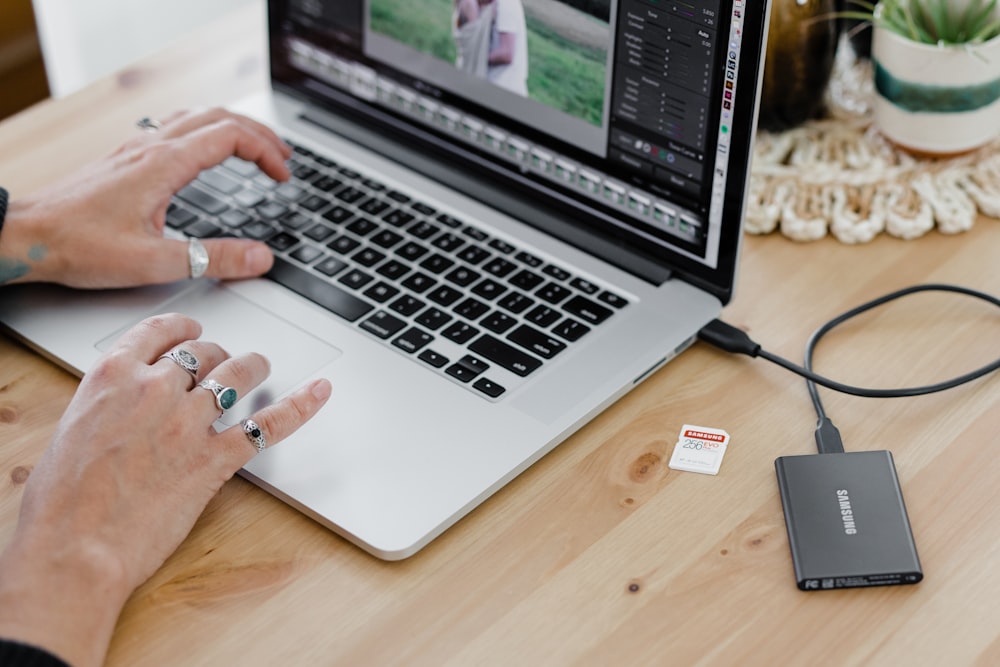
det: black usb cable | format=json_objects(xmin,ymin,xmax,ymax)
[{"xmin": 697, "ymin": 284, "xmax": 1000, "ymax": 454}]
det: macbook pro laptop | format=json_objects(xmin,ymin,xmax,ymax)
[{"xmin": 0, "ymin": 0, "xmax": 771, "ymax": 559}]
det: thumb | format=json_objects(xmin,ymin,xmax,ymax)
[{"xmin": 199, "ymin": 237, "xmax": 275, "ymax": 279}]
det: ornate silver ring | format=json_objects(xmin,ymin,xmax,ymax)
[
  {"xmin": 197, "ymin": 379, "xmax": 238, "ymax": 411},
  {"xmin": 188, "ymin": 238, "xmax": 209, "ymax": 279},
  {"xmin": 135, "ymin": 117, "xmax": 162, "ymax": 132},
  {"xmin": 241, "ymin": 419, "xmax": 267, "ymax": 453},
  {"xmin": 158, "ymin": 348, "xmax": 200, "ymax": 385}
]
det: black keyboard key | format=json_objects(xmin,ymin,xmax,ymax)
[
  {"xmin": 388, "ymin": 295, "xmax": 425, "ymax": 316},
  {"xmin": 255, "ymin": 201, "xmax": 288, "ymax": 220},
  {"xmin": 336, "ymin": 186, "xmax": 366, "ymax": 204},
  {"xmin": 598, "ymin": 291, "xmax": 628, "ymax": 309},
  {"xmin": 280, "ymin": 211, "xmax": 312, "ymax": 230},
  {"xmin": 240, "ymin": 221, "xmax": 276, "ymax": 240},
  {"xmin": 427, "ymin": 285, "xmax": 463, "ymax": 306},
  {"xmin": 370, "ymin": 229, "xmax": 404, "ymax": 248},
  {"xmin": 416, "ymin": 307, "xmax": 452, "ymax": 330},
  {"xmin": 185, "ymin": 220, "xmax": 223, "ymax": 238},
  {"xmin": 360, "ymin": 197, "xmax": 390, "ymax": 216},
  {"xmin": 290, "ymin": 245, "xmax": 324, "ymax": 265},
  {"xmin": 432, "ymin": 233, "xmax": 465, "ymax": 252},
  {"xmin": 563, "ymin": 295, "xmax": 614, "ymax": 324},
  {"xmin": 445, "ymin": 266, "xmax": 480, "ymax": 287},
  {"xmin": 510, "ymin": 269, "xmax": 544, "ymax": 291},
  {"xmin": 384, "ymin": 209, "xmax": 416, "ymax": 227},
  {"xmin": 420, "ymin": 254, "xmax": 455, "ymax": 275},
  {"xmin": 177, "ymin": 184, "xmax": 228, "ymax": 215},
  {"xmin": 361, "ymin": 178, "xmax": 386, "ymax": 192},
  {"xmin": 166, "ymin": 207, "xmax": 198, "ymax": 230},
  {"xmin": 436, "ymin": 213, "xmax": 462, "ymax": 228},
  {"xmin": 497, "ymin": 292, "xmax": 534, "ymax": 314},
  {"xmin": 469, "ymin": 335, "xmax": 542, "ymax": 377},
  {"xmin": 353, "ymin": 247, "xmax": 386, "ymax": 267},
  {"xmin": 323, "ymin": 205, "xmax": 354, "ymax": 224},
  {"xmin": 401, "ymin": 272, "xmax": 436, "ymax": 293},
  {"xmin": 412, "ymin": 202, "xmax": 436, "ymax": 216},
  {"xmin": 304, "ymin": 223, "xmax": 336, "ymax": 242},
  {"xmin": 453, "ymin": 297, "xmax": 490, "ymax": 321},
  {"xmin": 393, "ymin": 327, "xmax": 434, "ymax": 354},
  {"xmin": 473, "ymin": 377, "xmax": 506, "ymax": 398},
  {"xmin": 462, "ymin": 226, "xmax": 488, "ymax": 241},
  {"xmin": 267, "ymin": 232, "xmax": 298, "ymax": 252},
  {"xmin": 507, "ymin": 324, "xmax": 566, "ymax": 359},
  {"xmin": 536, "ymin": 282, "xmax": 572, "ymax": 305},
  {"xmin": 442, "ymin": 322, "xmax": 479, "ymax": 344},
  {"xmin": 481, "ymin": 311, "xmax": 517, "ymax": 334},
  {"xmin": 361, "ymin": 311, "xmax": 407, "ymax": 339},
  {"xmin": 542, "ymin": 265, "xmax": 572, "ymax": 281},
  {"xmin": 315, "ymin": 156, "xmax": 337, "ymax": 168},
  {"xmin": 338, "ymin": 166, "xmax": 361, "ymax": 179},
  {"xmin": 483, "ymin": 257, "xmax": 517, "ymax": 277},
  {"xmin": 386, "ymin": 189, "xmax": 411, "ymax": 203},
  {"xmin": 552, "ymin": 318, "xmax": 591, "ymax": 342},
  {"xmin": 515, "ymin": 251, "xmax": 543, "ymax": 268},
  {"xmin": 363, "ymin": 282, "xmax": 400, "ymax": 303},
  {"xmin": 338, "ymin": 269, "xmax": 374, "ymax": 289},
  {"xmin": 489, "ymin": 238, "xmax": 516, "ymax": 254},
  {"xmin": 267, "ymin": 258, "xmax": 373, "ymax": 322},
  {"xmin": 445, "ymin": 363, "xmax": 478, "ymax": 383},
  {"xmin": 314, "ymin": 256, "xmax": 348, "ymax": 277},
  {"xmin": 407, "ymin": 221, "xmax": 439, "ymax": 239},
  {"xmin": 471, "ymin": 279, "xmax": 507, "ymax": 300},
  {"xmin": 327, "ymin": 235, "xmax": 361, "ymax": 254},
  {"xmin": 313, "ymin": 175, "xmax": 342, "ymax": 192},
  {"xmin": 457, "ymin": 246, "xmax": 491, "ymax": 265},
  {"xmin": 299, "ymin": 194, "xmax": 329, "ymax": 213},
  {"xmin": 346, "ymin": 217, "xmax": 379, "ymax": 237},
  {"xmin": 570, "ymin": 277, "xmax": 599, "ymax": 295},
  {"xmin": 396, "ymin": 242, "xmax": 430, "ymax": 262},
  {"xmin": 376, "ymin": 259, "xmax": 410, "ymax": 280},
  {"xmin": 526, "ymin": 305, "xmax": 560, "ymax": 328},
  {"xmin": 418, "ymin": 349, "xmax": 449, "ymax": 368}
]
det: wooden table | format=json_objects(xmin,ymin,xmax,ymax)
[{"xmin": 3, "ymin": 4, "xmax": 1000, "ymax": 664}]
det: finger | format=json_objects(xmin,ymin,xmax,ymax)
[
  {"xmin": 138, "ymin": 236, "xmax": 274, "ymax": 284},
  {"xmin": 157, "ymin": 108, "xmax": 289, "ymax": 160},
  {"xmin": 152, "ymin": 339, "xmax": 230, "ymax": 389},
  {"xmin": 218, "ymin": 378, "xmax": 332, "ymax": 464},
  {"xmin": 191, "ymin": 352, "xmax": 271, "ymax": 418},
  {"xmin": 165, "ymin": 116, "xmax": 291, "ymax": 187},
  {"xmin": 112, "ymin": 313, "xmax": 202, "ymax": 362}
]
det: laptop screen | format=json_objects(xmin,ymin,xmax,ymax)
[{"xmin": 268, "ymin": 0, "xmax": 768, "ymax": 302}]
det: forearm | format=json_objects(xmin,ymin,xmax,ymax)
[
  {"xmin": 0, "ymin": 198, "xmax": 58, "ymax": 286},
  {"xmin": 0, "ymin": 532, "xmax": 131, "ymax": 667}
]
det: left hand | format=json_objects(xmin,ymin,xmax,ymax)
[{"xmin": 0, "ymin": 108, "xmax": 291, "ymax": 288}]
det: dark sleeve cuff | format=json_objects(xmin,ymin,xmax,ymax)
[{"xmin": 0, "ymin": 638, "xmax": 70, "ymax": 667}]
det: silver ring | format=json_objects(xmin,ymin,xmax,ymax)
[
  {"xmin": 197, "ymin": 379, "xmax": 238, "ymax": 411},
  {"xmin": 188, "ymin": 238, "xmax": 209, "ymax": 279},
  {"xmin": 241, "ymin": 419, "xmax": 267, "ymax": 453},
  {"xmin": 135, "ymin": 116, "xmax": 162, "ymax": 132},
  {"xmin": 158, "ymin": 348, "xmax": 200, "ymax": 385}
]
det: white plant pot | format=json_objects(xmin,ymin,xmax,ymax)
[{"xmin": 872, "ymin": 21, "xmax": 1000, "ymax": 156}]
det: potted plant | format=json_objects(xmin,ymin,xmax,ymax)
[{"xmin": 841, "ymin": 0, "xmax": 1000, "ymax": 155}]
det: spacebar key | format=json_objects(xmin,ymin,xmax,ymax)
[
  {"xmin": 267, "ymin": 258, "xmax": 374, "ymax": 322},
  {"xmin": 469, "ymin": 334, "xmax": 542, "ymax": 377}
]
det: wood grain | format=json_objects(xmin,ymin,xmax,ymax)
[{"xmin": 2, "ymin": 3, "xmax": 1000, "ymax": 664}]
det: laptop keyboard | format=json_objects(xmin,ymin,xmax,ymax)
[{"xmin": 166, "ymin": 139, "xmax": 629, "ymax": 400}]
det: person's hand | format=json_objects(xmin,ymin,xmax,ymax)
[
  {"xmin": 0, "ymin": 313, "xmax": 331, "ymax": 667},
  {"xmin": 0, "ymin": 108, "xmax": 291, "ymax": 288}
]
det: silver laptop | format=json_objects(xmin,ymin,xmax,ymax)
[{"xmin": 0, "ymin": 0, "xmax": 770, "ymax": 559}]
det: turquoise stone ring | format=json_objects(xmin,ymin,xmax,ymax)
[{"xmin": 198, "ymin": 379, "xmax": 238, "ymax": 412}]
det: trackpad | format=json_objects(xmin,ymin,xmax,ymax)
[{"xmin": 97, "ymin": 284, "xmax": 342, "ymax": 425}]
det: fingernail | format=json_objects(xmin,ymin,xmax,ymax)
[{"xmin": 311, "ymin": 379, "xmax": 332, "ymax": 401}]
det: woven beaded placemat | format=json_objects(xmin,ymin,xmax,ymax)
[{"xmin": 746, "ymin": 55, "xmax": 1000, "ymax": 243}]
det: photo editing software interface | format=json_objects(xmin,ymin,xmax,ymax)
[{"xmin": 278, "ymin": 0, "xmax": 746, "ymax": 269}]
